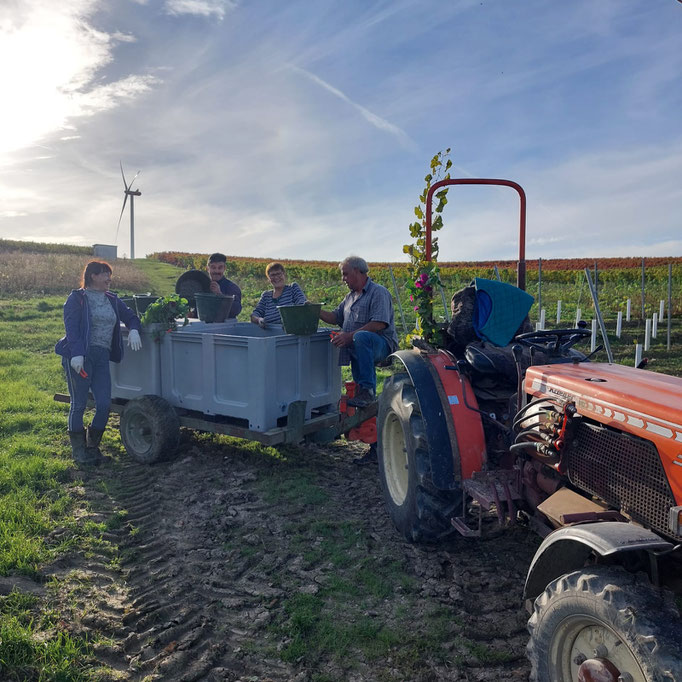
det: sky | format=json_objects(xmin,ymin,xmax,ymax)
[{"xmin": 1, "ymin": 0, "xmax": 681, "ymax": 263}]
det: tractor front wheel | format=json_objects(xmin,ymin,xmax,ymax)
[
  {"xmin": 527, "ymin": 566, "xmax": 682, "ymax": 682},
  {"xmin": 377, "ymin": 372, "xmax": 462, "ymax": 543},
  {"xmin": 120, "ymin": 395, "xmax": 180, "ymax": 464}
]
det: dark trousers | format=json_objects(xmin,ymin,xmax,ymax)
[
  {"xmin": 348, "ymin": 331, "xmax": 390, "ymax": 392},
  {"xmin": 63, "ymin": 345, "xmax": 112, "ymax": 432}
]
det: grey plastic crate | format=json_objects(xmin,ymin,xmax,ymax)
[
  {"xmin": 112, "ymin": 321, "xmax": 342, "ymax": 431},
  {"xmin": 162, "ymin": 322, "xmax": 341, "ymax": 430},
  {"xmin": 110, "ymin": 326, "xmax": 162, "ymax": 398}
]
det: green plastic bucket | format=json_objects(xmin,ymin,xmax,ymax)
[
  {"xmin": 134, "ymin": 294, "xmax": 159, "ymax": 316},
  {"xmin": 277, "ymin": 303, "xmax": 322, "ymax": 335},
  {"xmin": 195, "ymin": 293, "xmax": 234, "ymax": 323}
]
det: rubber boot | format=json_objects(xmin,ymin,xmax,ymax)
[
  {"xmin": 86, "ymin": 427, "xmax": 106, "ymax": 464},
  {"xmin": 68, "ymin": 430, "xmax": 99, "ymax": 466}
]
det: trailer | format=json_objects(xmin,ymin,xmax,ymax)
[{"xmin": 55, "ymin": 320, "xmax": 376, "ymax": 463}]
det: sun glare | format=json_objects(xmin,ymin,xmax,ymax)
[{"xmin": 0, "ymin": 4, "xmax": 109, "ymax": 155}]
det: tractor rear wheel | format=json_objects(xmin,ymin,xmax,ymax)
[
  {"xmin": 527, "ymin": 566, "xmax": 682, "ymax": 682},
  {"xmin": 120, "ymin": 395, "xmax": 180, "ymax": 464},
  {"xmin": 377, "ymin": 372, "xmax": 462, "ymax": 543}
]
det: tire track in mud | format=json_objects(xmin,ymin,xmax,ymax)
[
  {"xmin": 96, "ymin": 439, "xmax": 538, "ymax": 681},
  {"xmin": 112, "ymin": 447, "xmax": 293, "ymax": 681}
]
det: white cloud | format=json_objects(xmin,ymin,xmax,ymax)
[
  {"xmin": 111, "ymin": 31, "xmax": 137, "ymax": 43},
  {"xmin": 287, "ymin": 65, "xmax": 416, "ymax": 151},
  {"xmin": 164, "ymin": 0, "xmax": 236, "ymax": 20}
]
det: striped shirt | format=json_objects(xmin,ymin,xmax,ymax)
[{"xmin": 252, "ymin": 283, "xmax": 306, "ymax": 324}]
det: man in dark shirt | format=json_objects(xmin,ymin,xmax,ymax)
[
  {"xmin": 320, "ymin": 256, "xmax": 398, "ymax": 408},
  {"xmin": 207, "ymin": 252, "xmax": 242, "ymax": 318}
]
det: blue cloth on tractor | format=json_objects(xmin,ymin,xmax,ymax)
[{"xmin": 472, "ymin": 278, "xmax": 534, "ymax": 347}]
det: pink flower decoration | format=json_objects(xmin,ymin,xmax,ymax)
[
  {"xmin": 414, "ymin": 306, "xmax": 419, "ymax": 311},
  {"xmin": 409, "ymin": 295, "xmax": 413, "ymax": 301},
  {"xmin": 415, "ymin": 281, "xmax": 422, "ymax": 289}
]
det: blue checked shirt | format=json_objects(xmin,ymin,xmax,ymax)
[{"xmin": 331, "ymin": 278, "xmax": 399, "ymax": 365}]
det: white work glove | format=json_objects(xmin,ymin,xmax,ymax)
[
  {"xmin": 257, "ymin": 317, "xmax": 267, "ymax": 329},
  {"xmin": 70, "ymin": 356, "xmax": 84, "ymax": 374},
  {"xmin": 127, "ymin": 329, "xmax": 142, "ymax": 351}
]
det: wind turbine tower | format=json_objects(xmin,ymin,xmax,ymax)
[{"xmin": 116, "ymin": 162, "xmax": 142, "ymax": 259}]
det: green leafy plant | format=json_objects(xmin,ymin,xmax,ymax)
[
  {"xmin": 140, "ymin": 294, "xmax": 189, "ymax": 340},
  {"xmin": 403, "ymin": 149, "xmax": 452, "ymax": 342}
]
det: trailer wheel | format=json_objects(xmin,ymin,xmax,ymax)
[
  {"xmin": 377, "ymin": 373, "xmax": 462, "ymax": 543},
  {"xmin": 527, "ymin": 566, "xmax": 682, "ymax": 682},
  {"xmin": 120, "ymin": 396, "xmax": 180, "ymax": 464}
]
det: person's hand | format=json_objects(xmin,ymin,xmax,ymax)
[
  {"xmin": 330, "ymin": 331, "xmax": 354, "ymax": 348},
  {"xmin": 128, "ymin": 329, "xmax": 142, "ymax": 351},
  {"xmin": 257, "ymin": 317, "xmax": 267, "ymax": 329},
  {"xmin": 70, "ymin": 356, "xmax": 84, "ymax": 374},
  {"xmin": 209, "ymin": 281, "xmax": 220, "ymax": 294}
]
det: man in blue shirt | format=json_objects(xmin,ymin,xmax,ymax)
[
  {"xmin": 320, "ymin": 256, "xmax": 398, "ymax": 408},
  {"xmin": 207, "ymin": 252, "xmax": 242, "ymax": 318}
]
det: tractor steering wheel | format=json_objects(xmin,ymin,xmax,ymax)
[{"xmin": 514, "ymin": 328, "xmax": 591, "ymax": 353}]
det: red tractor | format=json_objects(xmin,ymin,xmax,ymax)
[{"xmin": 376, "ymin": 179, "xmax": 682, "ymax": 682}]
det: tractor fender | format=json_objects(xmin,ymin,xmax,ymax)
[
  {"xmin": 388, "ymin": 349, "xmax": 485, "ymax": 490},
  {"xmin": 523, "ymin": 521, "xmax": 674, "ymax": 603}
]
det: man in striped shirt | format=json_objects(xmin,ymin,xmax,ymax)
[{"xmin": 320, "ymin": 256, "xmax": 398, "ymax": 408}]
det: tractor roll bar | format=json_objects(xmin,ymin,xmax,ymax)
[{"xmin": 424, "ymin": 178, "xmax": 527, "ymax": 291}]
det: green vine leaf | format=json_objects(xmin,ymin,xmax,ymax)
[{"xmin": 403, "ymin": 148, "xmax": 453, "ymax": 343}]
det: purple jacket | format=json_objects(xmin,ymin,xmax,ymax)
[{"xmin": 55, "ymin": 289, "xmax": 141, "ymax": 363}]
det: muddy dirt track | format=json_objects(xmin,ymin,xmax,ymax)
[{"xmin": 45, "ymin": 429, "xmax": 541, "ymax": 681}]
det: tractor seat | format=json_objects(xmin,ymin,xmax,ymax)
[{"xmin": 464, "ymin": 342, "xmax": 519, "ymax": 385}]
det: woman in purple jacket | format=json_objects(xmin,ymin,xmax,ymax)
[{"xmin": 55, "ymin": 261, "xmax": 142, "ymax": 465}]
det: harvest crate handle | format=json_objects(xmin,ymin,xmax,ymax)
[{"xmin": 424, "ymin": 178, "xmax": 527, "ymax": 291}]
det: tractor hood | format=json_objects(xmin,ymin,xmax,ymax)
[{"xmin": 525, "ymin": 362, "xmax": 682, "ymax": 505}]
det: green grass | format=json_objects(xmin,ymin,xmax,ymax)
[
  {"xmin": 0, "ymin": 296, "xmax": 128, "ymax": 678},
  {"xmin": 249, "ymin": 456, "xmax": 457, "ymax": 671},
  {"xmin": 0, "ymin": 612, "xmax": 90, "ymax": 681},
  {"xmin": 128, "ymin": 258, "xmax": 183, "ymax": 297}
]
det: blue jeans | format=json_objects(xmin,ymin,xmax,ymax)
[
  {"xmin": 63, "ymin": 345, "xmax": 112, "ymax": 432},
  {"xmin": 348, "ymin": 331, "xmax": 390, "ymax": 392}
]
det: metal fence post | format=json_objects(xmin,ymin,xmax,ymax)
[
  {"xmin": 388, "ymin": 265, "xmax": 407, "ymax": 334},
  {"xmin": 666, "ymin": 263, "xmax": 673, "ymax": 350},
  {"xmin": 641, "ymin": 257, "xmax": 646, "ymax": 320}
]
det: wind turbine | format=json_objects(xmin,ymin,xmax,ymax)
[{"xmin": 116, "ymin": 162, "xmax": 142, "ymax": 259}]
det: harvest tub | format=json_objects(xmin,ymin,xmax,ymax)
[{"xmin": 111, "ymin": 320, "xmax": 343, "ymax": 431}]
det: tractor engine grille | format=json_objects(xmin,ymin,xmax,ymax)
[{"xmin": 566, "ymin": 421, "xmax": 677, "ymax": 540}]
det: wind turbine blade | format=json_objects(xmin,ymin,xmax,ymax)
[
  {"xmin": 115, "ymin": 195, "xmax": 129, "ymax": 243},
  {"xmin": 120, "ymin": 160, "xmax": 129, "ymax": 190},
  {"xmin": 129, "ymin": 170, "xmax": 141, "ymax": 191}
]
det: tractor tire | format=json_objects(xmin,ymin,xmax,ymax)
[
  {"xmin": 120, "ymin": 395, "xmax": 180, "ymax": 464},
  {"xmin": 527, "ymin": 566, "xmax": 682, "ymax": 682},
  {"xmin": 377, "ymin": 372, "xmax": 462, "ymax": 543}
]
